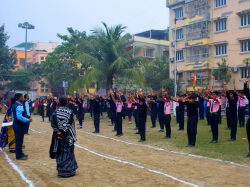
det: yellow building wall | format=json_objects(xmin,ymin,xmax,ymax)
[{"xmin": 16, "ymin": 51, "xmax": 31, "ymax": 69}]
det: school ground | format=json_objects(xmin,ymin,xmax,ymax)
[{"xmin": 1, "ymin": 113, "xmax": 250, "ymax": 187}]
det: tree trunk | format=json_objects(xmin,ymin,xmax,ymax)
[{"xmin": 107, "ymin": 76, "xmax": 113, "ymax": 90}]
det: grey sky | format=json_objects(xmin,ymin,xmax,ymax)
[{"xmin": 0, "ymin": 0, "xmax": 169, "ymax": 48}]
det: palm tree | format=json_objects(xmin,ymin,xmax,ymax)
[
  {"xmin": 68, "ymin": 22, "xmax": 146, "ymax": 93},
  {"xmin": 243, "ymin": 58, "xmax": 250, "ymax": 76}
]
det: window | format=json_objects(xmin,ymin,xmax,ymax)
[
  {"xmin": 215, "ymin": 44, "xmax": 227, "ymax": 56},
  {"xmin": 45, "ymin": 57, "xmax": 47, "ymax": 60},
  {"xmin": 144, "ymin": 49, "xmax": 154, "ymax": 57},
  {"xmin": 176, "ymin": 51, "xmax": 184, "ymax": 61},
  {"xmin": 215, "ymin": 0, "xmax": 226, "ymax": 8},
  {"xmin": 45, "ymin": 89, "xmax": 49, "ymax": 92},
  {"xmin": 90, "ymin": 83, "xmax": 95, "ymax": 88},
  {"xmin": 41, "ymin": 57, "xmax": 44, "ymax": 60},
  {"xmin": 41, "ymin": 85, "xmax": 44, "ymax": 88},
  {"xmin": 215, "ymin": 20, "xmax": 227, "ymax": 31},
  {"xmin": 176, "ymin": 29, "xmax": 183, "ymax": 40},
  {"xmin": 241, "ymin": 14, "xmax": 250, "ymax": 26},
  {"xmin": 177, "ymin": 73, "xmax": 184, "ymax": 82},
  {"xmin": 241, "ymin": 68, "xmax": 250, "ymax": 78},
  {"xmin": 241, "ymin": 40, "xmax": 250, "ymax": 52},
  {"xmin": 175, "ymin": 8, "xmax": 183, "ymax": 19},
  {"xmin": 45, "ymin": 85, "xmax": 49, "ymax": 88},
  {"xmin": 41, "ymin": 89, "xmax": 44, "ymax": 92}
]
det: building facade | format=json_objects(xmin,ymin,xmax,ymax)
[
  {"xmin": 167, "ymin": 0, "xmax": 250, "ymax": 91},
  {"xmin": 130, "ymin": 30, "xmax": 170, "ymax": 61}
]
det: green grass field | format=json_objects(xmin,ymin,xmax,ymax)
[{"xmin": 83, "ymin": 113, "xmax": 250, "ymax": 165}]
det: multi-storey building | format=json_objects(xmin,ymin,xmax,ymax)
[{"xmin": 167, "ymin": 0, "xmax": 250, "ymax": 91}]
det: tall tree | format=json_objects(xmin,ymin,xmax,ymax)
[
  {"xmin": 7, "ymin": 69, "xmax": 34, "ymax": 90},
  {"xmin": 0, "ymin": 24, "xmax": 17, "ymax": 82},
  {"xmin": 243, "ymin": 58, "xmax": 250, "ymax": 75},
  {"xmin": 161, "ymin": 78, "xmax": 181, "ymax": 96},
  {"xmin": 144, "ymin": 55, "xmax": 169, "ymax": 90},
  {"xmin": 68, "ymin": 22, "xmax": 146, "ymax": 93},
  {"xmin": 212, "ymin": 58, "xmax": 231, "ymax": 88}
]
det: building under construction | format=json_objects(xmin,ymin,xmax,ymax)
[{"xmin": 167, "ymin": 0, "xmax": 250, "ymax": 91}]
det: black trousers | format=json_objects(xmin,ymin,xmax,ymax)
[
  {"xmin": 116, "ymin": 112, "xmax": 123, "ymax": 135},
  {"xmin": 230, "ymin": 114, "xmax": 238, "ymax": 139},
  {"xmin": 218, "ymin": 106, "xmax": 221, "ymax": 124},
  {"xmin": 151, "ymin": 110, "xmax": 157, "ymax": 127},
  {"xmin": 226, "ymin": 107, "xmax": 231, "ymax": 128},
  {"xmin": 89, "ymin": 105, "xmax": 93, "ymax": 117},
  {"xmin": 179, "ymin": 109, "xmax": 184, "ymax": 130},
  {"xmin": 134, "ymin": 109, "xmax": 138, "ymax": 128},
  {"xmin": 138, "ymin": 117, "xmax": 146, "ymax": 141},
  {"xmin": 176, "ymin": 106, "xmax": 179, "ymax": 123},
  {"xmin": 158, "ymin": 110, "xmax": 164, "ymax": 130},
  {"xmin": 122, "ymin": 106, "xmax": 126, "ymax": 119},
  {"xmin": 113, "ymin": 112, "xmax": 117, "ymax": 130},
  {"xmin": 246, "ymin": 118, "xmax": 250, "ymax": 150},
  {"xmin": 24, "ymin": 121, "xmax": 30, "ymax": 134},
  {"xmin": 199, "ymin": 105, "xmax": 204, "ymax": 120},
  {"xmin": 238, "ymin": 107, "xmax": 245, "ymax": 127},
  {"xmin": 211, "ymin": 113, "xmax": 219, "ymax": 141},
  {"xmin": 205, "ymin": 107, "xmax": 211, "ymax": 125},
  {"xmin": 164, "ymin": 114, "xmax": 171, "ymax": 137},
  {"xmin": 187, "ymin": 116, "xmax": 198, "ymax": 146},
  {"xmin": 13, "ymin": 124, "xmax": 25, "ymax": 159},
  {"xmin": 94, "ymin": 113, "xmax": 100, "ymax": 132},
  {"xmin": 79, "ymin": 118, "xmax": 82, "ymax": 126}
]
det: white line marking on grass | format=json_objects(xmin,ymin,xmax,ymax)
[
  {"xmin": 30, "ymin": 128, "xmax": 202, "ymax": 187},
  {"xmin": 0, "ymin": 148, "xmax": 34, "ymax": 187},
  {"xmin": 76, "ymin": 130, "xmax": 250, "ymax": 169}
]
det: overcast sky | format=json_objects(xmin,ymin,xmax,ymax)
[{"xmin": 0, "ymin": 0, "xmax": 169, "ymax": 48}]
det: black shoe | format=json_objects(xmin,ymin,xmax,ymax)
[
  {"xmin": 24, "ymin": 133, "xmax": 29, "ymax": 135},
  {"xmin": 246, "ymin": 153, "xmax": 250, "ymax": 157},
  {"xmin": 78, "ymin": 126, "xmax": 82, "ymax": 129},
  {"xmin": 115, "ymin": 134, "xmax": 119, "ymax": 136},
  {"xmin": 16, "ymin": 157, "xmax": 28, "ymax": 160},
  {"xmin": 150, "ymin": 126, "xmax": 156, "ymax": 128},
  {"xmin": 109, "ymin": 124, "xmax": 113, "ymax": 126},
  {"xmin": 228, "ymin": 138, "xmax": 236, "ymax": 141},
  {"xmin": 163, "ymin": 136, "xmax": 170, "ymax": 139},
  {"xmin": 210, "ymin": 140, "xmax": 218, "ymax": 143},
  {"xmin": 23, "ymin": 154, "xmax": 28, "ymax": 157},
  {"xmin": 225, "ymin": 127, "xmax": 231, "ymax": 130},
  {"xmin": 134, "ymin": 127, "xmax": 139, "ymax": 130},
  {"xmin": 206, "ymin": 124, "xmax": 210, "ymax": 126},
  {"xmin": 218, "ymin": 123, "xmax": 221, "ymax": 125},
  {"xmin": 177, "ymin": 129, "xmax": 184, "ymax": 131},
  {"xmin": 186, "ymin": 144, "xmax": 194, "ymax": 147},
  {"xmin": 93, "ymin": 131, "xmax": 99, "ymax": 133},
  {"xmin": 158, "ymin": 130, "xmax": 164, "ymax": 132},
  {"xmin": 118, "ymin": 134, "xmax": 123, "ymax": 137},
  {"xmin": 112, "ymin": 130, "xmax": 117, "ymax": 132},
  {"xmin": 134, "ymin": 132, "xmax": 140, "ymax": 134},
  {"xmin": 138, "ymin": 139, "xmax": 145, "ymax": 142},
  {"xmin": 209, "ymin": 130, "xmax": 212, "ymax": 132}
]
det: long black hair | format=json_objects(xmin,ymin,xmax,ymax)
[{"xmin": 10, "ymin": 97, "xmax": 15, "ymax": 110}]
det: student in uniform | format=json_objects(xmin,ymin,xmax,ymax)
[
  {"xmin": 224, "ymin": 79, "xmax": 238, "ymax": 141},
  {"xmin": 238, "ymin": 91, "xmax": 246, "ymax": 128},
  {"xmin": 173, "ymin": 94, "xmax": 198, "ymax": 147},
  {"xmin": 126, "ymin": 98, "xmax": 133, "ymax": 125},
  {"xmin": 162, "ymin": 88, "xmax": 172, "ymax": 139},
  {"xmin": 76, "ymin": 97, "xmax": 84, "ymax": 129},
  {"xmin": 204, "ymin": 91, "xmax": 211, "ymax": 126},
  {"xmin": 175, "ymin": 94, "xmax": 180, "ymax": 124},
  {"xmin": 157, "ymin": 96, "xmax": 165, "ymax": 132},
  {"xmin": 200, "ymin": 90, "xmax": 221, "ymax": 143},
  {"xmin": 90, "ymin": 96, "xmax": 100, "ymax": 133},
  {"xmin": 218, "ymin": 93, "xmax": 222, "ymax": 125},
  {"xmin": 149, "ymin": 96, "xmax": 157, "ymax": 128},
  {"xmin": 220, "ymin": 91, "xmax": 231, "ymax": 130},
  {"xmin": 110, "ymin": 90, "xmax": 123, "ymax": 137}
]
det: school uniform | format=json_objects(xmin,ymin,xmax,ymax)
[
  {"xmin": 225, "ymin": 97, "xmax": 231, "ymax": 129},
  {"xmin": 92, "ymin": 99, "xmax": 100, "ymax": 133},
  {"xmin": 157, "ymin": 100, "xmax": 165, "ymax": 131},
  {"xmin": 150, "ymin": 100, "xmax": 157, "ymax": 127},
  {"xmin": 179, "ymin": 100, "xmax": 198, "ymax": 146},
  {"xmin": 238, "ymin": 96, "xmax": 246, "ymax": 128},
  {"xmin": 218, "ymin": 96, "xmax": 222, "ymax": 124},
  {"xmin": 209, "ymin": 97, "xmax": 221, "ymax": 142},
  {"xmin": 164, "ymin": 101, "xmax": 172, "ymax": 138},
  {"xmin": 176, "ymin": 101, "xmax": 179, "ymax": 123},
  {"xmin": 198, "ymin": 96, "xmax": 204, "ymax": 120},
  {"xmin": 226, "ymin": 91, "xmax": 238, "ymax": 140},
  {"xmin": 205, "ymin": 97, "xmax": 211, "ymax": 126},
  {"xmin": 137, "ymin": 99, "xmax": 147, "ymax": 141},
  {"xmin": 116, "ymin": 101, "xmax": 123, "ymax": 136},
  {"xmin": 133, "ymin": 99, "xmax": 139, "ymax": 130},
  {"xmin": 178, "ymin": 101, "xmax": 185, "ymax": 130}
]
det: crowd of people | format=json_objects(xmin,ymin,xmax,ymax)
[{"xmin": 1, "ymin": 76, "xmax": 250, "ymax": 178}]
